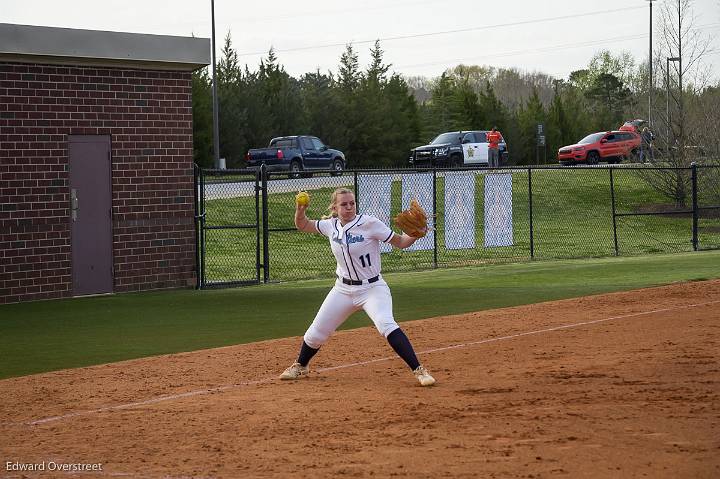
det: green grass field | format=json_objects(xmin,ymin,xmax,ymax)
[
  {"xmin": 2, "ymin": 251, "xmax": 720, "ymax": 380},
  {"xmin": 202, "ymin": 167, "xmax": 720, "ymax": 284}
]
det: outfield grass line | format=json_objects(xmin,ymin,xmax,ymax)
[{"xmin": 25, "ymin": 298, "xmax": 720, "ymax": 427}]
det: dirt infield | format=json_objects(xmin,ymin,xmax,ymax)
[{"xmin": 2, "ymin": 280, "xmax": 720, "ymax": 479}]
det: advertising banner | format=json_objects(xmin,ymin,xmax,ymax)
[
  {"xmin": 444, "ymin": 172, "xmax": 476, "ymax": 250},
  {"xmin": 401, "ymin": 173, "xmax": 434, "ymax": 251},
  {"xmin": 358, "ymin": 174, "xmax": 393, "ymax": 253},
  {"xmin": 484, "ymin": 173, "xmax": 513, "ymax": 247}
]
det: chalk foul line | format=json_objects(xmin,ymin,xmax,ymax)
[{"xmin": 26, "ymin": 299, "xmax": 720, "ymax": 426}]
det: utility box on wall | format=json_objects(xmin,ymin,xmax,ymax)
[{"xmin": 0, "ymin": 23, "xmax": 210, "ymax": 304}]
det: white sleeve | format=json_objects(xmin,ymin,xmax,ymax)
[
  {"xmin": 316, "ymin": 218, "xmax": 332, "ymax": 237},
  {"xmin": 369, "ymin": 216, "xmax": 394, "ymax": 243}
]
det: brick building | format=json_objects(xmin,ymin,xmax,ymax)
[{"xmin": 0, "ymin": 24, "xmax": 209, "ymax": 304}]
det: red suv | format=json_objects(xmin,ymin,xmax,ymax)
[{"xmin": 558, "ymin": 131, "xmax": 641, "ymax": 165}]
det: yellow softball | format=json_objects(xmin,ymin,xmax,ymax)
[{"xmin": 295, "ymin": 191, "xmax": 310, "ymax": 207}]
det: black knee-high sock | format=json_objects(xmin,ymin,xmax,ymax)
[
  {"xmin": 387, "ymin": 328, "xmax": 420, "ymax": 370},
  {"xmin": 297, "ymin": 340, "xmax": 319, "ymax": 367}
]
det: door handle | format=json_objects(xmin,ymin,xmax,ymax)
[{"xmin": 71, "ymin": 188, "xmax": 79, "ymax": 221}]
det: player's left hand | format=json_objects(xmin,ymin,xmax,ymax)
[{"xmin": 394, "ymin": 199, "xmax": 428, "ymax": 238}]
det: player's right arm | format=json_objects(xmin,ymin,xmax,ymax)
[{"xmin": 295, "ymin": 203, "xmax": 318, "ymax": 234}]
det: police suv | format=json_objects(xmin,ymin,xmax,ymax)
[{"xmin": 408, "ymin": 130, "xmax": 509, "ymax": 168}]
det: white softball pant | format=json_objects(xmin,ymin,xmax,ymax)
[{"xmin": 303, "ymin": 278, "xmax": 400, "ymax": 349}]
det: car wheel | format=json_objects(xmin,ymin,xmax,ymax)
[
  {"xmin": 587, "ymin": 151, "xmax": 600, "ymax": 165},
  {"xmin": 450, "ymin": 155, "xmax": 463, "ymax": 168},
  {"xmin": 289, "ymin": 161, "xmax": 302, "ymax": 179},
  {"xmin": 331, "ymin": 159, "xmax": 344, "ymax": 176}
]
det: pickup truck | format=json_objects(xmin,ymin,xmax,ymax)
[
  {"xmin": 245, "ymin": 136, "xmax": 346, "ymax": 177},
  {"xmin": 408, "ymin": 130, "xmax": 509, "ymax": 168}
]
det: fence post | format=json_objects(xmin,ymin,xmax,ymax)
[
  {"xmin": 199, "ymin": 167, "xmax": 206, "ymax": 288},
  {"xmin": 255, "ymin": 168, "xmax": 261, "ymax": 283},
  {"xmin": 691, "ymin": 162, "xmax": 698, "ymax": 251},
  {"xmin": 528, "ymin": 167, "xmax": 534, "ymax": 258},
  {"xmin": 610, "ymin": 167, "xmax": 619, "ymax": 256},
  {"xmin": 354, "ymin": 170, "xmax": 359, "ymax": 210},
  {"xmin": 193, "ymin": 164, "xmax": 201, "ymax": 289},
  {"xmin": 432, "ymin": 168, "xmax": 438, "ymax": 268},
  {"xmin": 261, "ymin": 164, "xmax": 270, "ymax": 282}
]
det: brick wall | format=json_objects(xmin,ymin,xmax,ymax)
[{"xmin": 0, "ymin": 62, "xmax": 197, "ymax": 304}]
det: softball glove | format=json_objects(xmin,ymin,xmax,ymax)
[{"xmin": 394, "ymin": 199, "xmax": 428, "ymax": 238}]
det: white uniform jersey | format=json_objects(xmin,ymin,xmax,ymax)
[{"xmin": 315, "ymin": 214, "xmax": 394, "ymax": 281}]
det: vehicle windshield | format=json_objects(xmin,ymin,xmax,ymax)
[
  {"xmin": 431, "ymin": 132, "xmax": 460, "ymax": 145},
  {"xmin": 578, "ymin": 133, "xmax": 605, "ymax": 144}
]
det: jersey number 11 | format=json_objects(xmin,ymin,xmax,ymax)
[{"xmin": 359, "ymin": 254, "xmax": 372, "ymax": 267}]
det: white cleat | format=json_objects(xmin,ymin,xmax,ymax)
[
  {"xmin": 279, "ymin": 362, "xmax": 309, "ymax": 380},
  {"xmin": 413, "ymin": 365, "xmax": 436, "ymax": 387}
]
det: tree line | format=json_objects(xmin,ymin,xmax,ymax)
[{"xmin": 193, "ymin": 12, "xmax": 718, "ymax": 171}]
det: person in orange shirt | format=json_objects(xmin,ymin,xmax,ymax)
[{"xmin": 487, "ymin": 126, "xmax": 502, "ymax": 168}]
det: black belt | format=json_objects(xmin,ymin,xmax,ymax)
[{"xmin": 340, "ymin": 275, "xmax": 379, "ymax": 286}]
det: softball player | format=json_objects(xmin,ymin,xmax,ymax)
[{"xmin": 280, "ymin": 187, "xmax": 436, "ymax": 386}]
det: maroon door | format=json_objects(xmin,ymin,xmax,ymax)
[{"xmin": 68, "ymin": 135, "xmax": 113, "ymax": 295}]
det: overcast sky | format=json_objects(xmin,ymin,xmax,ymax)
[{"xmin": 5, "ymin": 0, "xmax": 720, "ymax": 81}]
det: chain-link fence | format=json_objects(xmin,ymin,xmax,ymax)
[
  {"xmin": 195, "ymin": 166, "xmax": 261, "ymax": 287},
  {"xmin": 195, "ymin": 164, "xmax": 720, "ymax": 287},
  {"xmin": 698, "ymin": 164, "xmax": 720, "ymax": 250}
]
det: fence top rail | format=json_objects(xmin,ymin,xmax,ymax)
[
  {"xmin": 197, "ymin": 163, "xmax": 720, "ymax": 176},
  {"xmin": 201, "ymin": 168, "xmax": 259, "ymax": 176}
]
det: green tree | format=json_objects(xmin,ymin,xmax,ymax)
[
  {"xmin": 338, "ymin": 43, "xmax": 360, "ymax": 92},
  {"xmin": 258, "ymin": 48, "xmax": 306, "ymax": 138},
  {"xmin": 346, "ymin": 41, "xmax": 422, "ymax": 168},
  {"xmin": 453, "ymin": 80, "xmax": 481, "ymax": 130},
  {"xmin": 384, "ymin": 74, "xmax": 422, "ymax": 166},
  {"xmin": 478, "ymin": 82, "xmax": 508, "ymax": 131},
  {"xmin": 587, "ymin": 50, "xmax": 639, "ymax": 93},
  {"xmin": 331, "ymin": 44, "xmax": 363, "ymax": 165},
  {"xmin": 447, "ymin": 64, "xmax": 494, "ymax": 94},
  {"xmin": 216, "ymin": 32, "xmax": 250, "ymax": 167},
  {"xmin": 354, "ymin": 41, "xmax": 397, "ymax": 167},
  {"xmin": 516, "ymin": 88, "xmax": 547, "ymax": 164},
  {"xmin": 366, "ymin": 40, "xmax": 390, "ymax": 86},
  {"xmin": 238, "ymin": 67, "xmax": 267, "ymax": 155},
  {"xmin": 422, "ymin": 73, "xmax": 461, "ymax": 139},
  {"xmin": 585, "ymin": 72, "xmax": 632, "ymax": 130},
  {"xmin": 546, "ymin": 81, "xmax": 576, "ymax": 158},
  {"xmin": 191, "ymin": 67, "xmax": 213, "ymax": 167},
  {"xmin": 298, "ymin": 70, "xmax": 339, "ymax": 144}
]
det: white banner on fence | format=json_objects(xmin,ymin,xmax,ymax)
[
  {"xmin": 358, "ymin": 174, "xmax": 393, "ymax": 253},
  {"xmin": 401, "ymin": 173, "xmax": 434, "ymax": 251},
  {"xmin": 444, "ymin": 172, "xmax": 476, "ymax": 250},
  {"xmin": 484, "ymin": 173, "xmax": 513, "ymax": 248}
]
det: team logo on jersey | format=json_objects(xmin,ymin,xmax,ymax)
[{"xmin": 346, "ymin": 232, "xmax": 365, "ymax": 244}]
